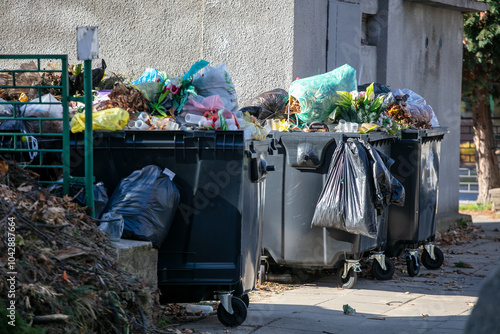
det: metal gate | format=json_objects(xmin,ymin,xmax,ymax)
[{"xmin": 0, "ymin": 55, "xmax": 70, "ymax": 194}]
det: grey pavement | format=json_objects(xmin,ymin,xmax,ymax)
[{"xmin": 169, "ymin": 217, "xmax": 500, "ymax": 334}]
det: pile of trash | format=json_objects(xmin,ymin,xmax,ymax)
[
  {"xmin": 246, "ymin": 64, "xmax": 439, "ymax": 135},
  {"xmin": 75, "ymin": 62, "xmax": 438, "ymax": 138},
  {"xmin": 1, "ymin": 60, "xmax": 440, "ymax": 141},
  {"xmin": 0, "ymin": 159, "xmax": 160, "ymax": 333},
  {"xmin": 68, "ymin": 60, "xmax": 270, "ymax": 141}
]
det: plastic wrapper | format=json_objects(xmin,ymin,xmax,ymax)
[
  {"xmin": 311, "ymin": 139, "xmax": 404, "ymax": 238},
  {"xmin": 180, "ymin": 94, "xmax": 225, "ymax": 117},
  {"xmin": 103, "ymin": 165, "xmax": 180, "ymax": 248},
  {"xmin": 70, "ymin": 108, "xmax": 129, "ymax": 133},
  {"xmin": 249, "ymin": 88, "xmax": 289, "ymax": 122},
  {"xmin": 129, "ymin": 68, "xmax": 162, "ymax": 86},
  {"xmin": 241, "ymin": 112, "xmax": 268, "ymax": 140},
  {"xmin": 192, "ymin": 64, "xmax": 238, "ymax": 111},
  {"xmin": 289, "ymin": 64, "xmax": 357, "ymax": 123}
]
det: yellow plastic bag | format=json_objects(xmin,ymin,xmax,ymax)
[{"xmin": 70, "ymin": 108, "xmax": 129, "ymax": 133}]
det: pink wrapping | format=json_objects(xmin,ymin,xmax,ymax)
[{"xmin": 180, "ymin": 95, "xmax": 225, "ymax": 117}]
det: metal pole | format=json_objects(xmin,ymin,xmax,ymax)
[
  {"xmin": 83, "ymin": 59, "xmax": 95, "ymax": 217},
  {"xmin": 61, "ymin": 55, "xmax": 70, "ymax": 195}
]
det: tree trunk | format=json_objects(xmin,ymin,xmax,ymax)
[{"xmin": 472, "ymin": 87, "xmax": 500, "ymax": 203}]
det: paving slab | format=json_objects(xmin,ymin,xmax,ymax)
[{"xmin": 166, "ymin": 218, "xmax": 500, "ymax": 334}]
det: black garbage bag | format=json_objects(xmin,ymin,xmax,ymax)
[
  {"xmin": 47, "ymin": 181, "xmax": 109, "ymax": 218},
  {"xmin": 360, "ymin": 141, "xmax": 405, "ymax": 209},
  {"xmin": 249, "ymin": 88, "xmax": 289, "ymax": 122},
  {"xmin": 358, "ymin": 82, "xmax": 391, "ymax": 95},
  {"xmin": 238, "ymin": 106, "xmax": 262, "ymax": 118},
  {"xmin": 311, "ymin": 139, "xmax": 404, "ymax": 238},
  {"xmin": 103, "ymin": 165, "xmax": 180, "ymax": 248}
]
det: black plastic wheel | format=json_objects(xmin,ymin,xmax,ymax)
[
  {"xmin": 407, "ymin": 257, "xmax": 420, "ymax": 277},
  {"xmin": 421, "ymin": 247, "xmax": 444, "ymax": 270},
  {"xmin": 217, "ymin": 297, "xmax": 248, "ymax": 327},
  {"xmin": 239, "ymin": 294, "xmax": 250, "ymax": 308},
  {"xmin": 372, "ymin": 257, "xmax": 395, "ymax": 281},
  {"xmin": 338, "ymin": 268, "xmax": 358, "ymax": 289},
  {"xmin": 259, "ymin": 263, "xmax": 267, "ymax": 285}
]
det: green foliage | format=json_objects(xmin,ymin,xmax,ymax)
[
  {"xmin": 458, "ymin": 201, "xmax": 492, "ymax": 211},
  {"xmin": 463, "ymin": 0, "xmax": 500, "ymax": 100},
  {"xmin": 331, "ymin": 83, "xmax": 385, "ymax": 123}
]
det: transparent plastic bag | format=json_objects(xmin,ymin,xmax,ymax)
[
  {"xmin": 192, "ymin": 64, "xmax": 238, "ymax": 111},
  {"xmin": 290, "ymin": 64, "xmax": 357, "ymax": 123},
  {"xmin": 98, "ymin": 212, "xmax": 124, "ymax": 242},
  {"xmin": 249, "ymin": 88, "xmax": 289, "ymax": 122},
  {"xmin": 21, "ymin": 93, "xmax": 63, "ymax": 118}
]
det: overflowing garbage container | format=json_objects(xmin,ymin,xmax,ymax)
[
  {"xmin": 386, "ymin": 127, "xmax": 448, "ymax": 276},
  {"xmin": 70, "ymin": 130, "xmax": 274, "ymax": 327},
  {"xmin": 261, "ymin": 130, "xmax": 403, "ymax": 288}
]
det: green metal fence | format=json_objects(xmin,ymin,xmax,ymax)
[{"xmin": 0, "ymin": 55, "xmax": 70, "ymax": 194}]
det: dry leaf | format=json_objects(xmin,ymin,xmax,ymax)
[
  {"xmin": 53, "ymin": 247, "xmax": 89, "ymax": 260},
  {"xmin": 0, "ymin": 161, "xmax": 8, "ymax": 177},
  {"xmin": 62, "ymin": 271, "xmax": 71, "ymax": 283}
]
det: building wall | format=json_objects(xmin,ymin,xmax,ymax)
[
  {"xmin": 0, "ymin": 0, "xmax": 303, "ymax": 105},
  {"xmin": 375, "ymin": 0, "xmax": 466, "ymax": 217}
]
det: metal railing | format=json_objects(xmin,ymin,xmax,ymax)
[{"xmin": 0, "ymin": 55, "xmax": 70, "ymax": 194}]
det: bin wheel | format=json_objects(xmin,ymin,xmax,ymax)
[
  {"xmin": 372, "ymin": 257, "xmax": 395, "ymax": 281},
  {"xmin": 407, "ymin": 257, "xmax": 420, "ymax": 277},
  {"xmin": 217, "ymin": 297, "xmax": 247, "ymax": 327},
  {"xmin": 259, "ymin": 263, "xmax": 267, "ymax": 285},
  {"xmin": 338, "ymin": 268, "xmax": 357, "ymax": 289},
  {"xmin": 239, "ymin": 294, "xmax": 250, "ymax": 308},
  {"xmin": 421, "ymin": 247, "xmax": 444, "ymax": 270}
]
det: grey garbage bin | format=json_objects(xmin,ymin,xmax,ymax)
[
  {"xmin": 386, "ymin": 127, "xmax": 448, "ymax": 276},
  {"xmin": 261, "ymin": 130, "xmax": 396, "ymax": 288}
]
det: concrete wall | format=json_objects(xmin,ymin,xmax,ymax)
[
  {"xmin": 0, "ymin": 0, "xmax": 486, "ymax": 219},
  {"xmin": 375, "ymin": 0, "xmax": 466, "ymax": 217},
  {"xmin": 0, "ymin": 0, "xmax": 313, "ymax": 105}
]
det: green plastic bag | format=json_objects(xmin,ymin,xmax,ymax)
[
  {"xmin": 130, "ymin": 82, "xmax": 161, "ymax": 102},
  {"xmin": 289, "ymin": 64, "xmax": 357, "ymax": 123}
]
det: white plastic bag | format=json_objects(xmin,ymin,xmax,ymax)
[
  {"xmin": 192, "ymin": 64, "xmax": 238, "ymax": 112},
  {"xmin": 22, "ymin": 94, "xmax": 63, "ymax": 118},
  {"xmin": 392, "ymin": 88, "xmax": 439, "ymax": 127}
]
